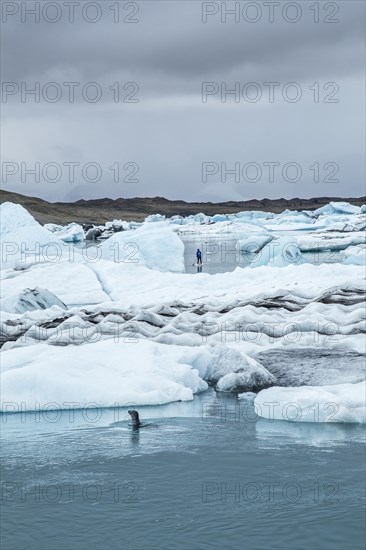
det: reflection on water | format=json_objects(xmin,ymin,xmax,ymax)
[
  {"xmin": 72, "ymin": 231, "xmax": 342, "ymax": 275},
  {"xmin": 1, "ymin": 390, "xmax": 365, "ymax": 550},
  {"xmin": 256, "ymin": 417, "xmax": 365, "ymax": 447},
  {"xmin": 182, "ymin": 235, "xmax": 342, "ymax": 274}
]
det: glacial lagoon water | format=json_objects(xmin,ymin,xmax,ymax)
[
  {"xmin": 2, "ymin": 230, "xmax": 364, "ymax": 549},
  {"xmin": 182, "ymin": 234, "xmax": 342, "ymax": 274},
  {"xmin": 1, "ymin": 389, "xmax": 365, "ymax": 550},
  {"xmin": 78, "ymin": 232, "xmax": 342, "ymax": 275}
]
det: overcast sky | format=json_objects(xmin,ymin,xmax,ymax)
[{"xmin": 1, "ymin": 0, "xmax": 365, "ymax": 202}]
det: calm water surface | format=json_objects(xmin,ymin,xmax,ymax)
[
  {"xmin": 1, "ymin": 390, "xmax": 365, "ymax": 550},
  {"xmin": 75, "ymin": 231, "xmax": 342, "ymax": 275},
  {"xmin": 3, "ymin": 233, "xmax": 362, "ymax": 549},
  {"xmin": 182, "ymin": 234, "xmax": 342, "ymax": 274}
]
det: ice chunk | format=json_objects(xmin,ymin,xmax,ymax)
[
  {"xmin": 145, "ymin": 214, "xmax": 166, "ymax": 222},
  {"xmin": 100, "ymin": 220, "xmax": 185, "ymax": 272},
  {"xmin": 249, "ymin": 236, "xmax": 305, "ymax": 267},
  {"xmin": 210, "ymin": 214, "xmax": 228, "ymax": 223},
  {"xmin": 0, "ymin": 339, "xmax": 208, "ymax": 411},
  {"xmin": 203, "ymin": 345, "xmax": 276, "ymax": 392},
  {"xmin": 297, "ymin": 233, "xmax": 366, "ymax": 252},
  {"xmin": 1, "ymin": 261, "xmax": 110, "ymax": 306},
  {"xmin": 192, "ymin": 213, "xmax": 210, "ymax": 224},
  {"xmin": 1, "ymin": 287, "xmax": 67, "ymax": 314},
  {"xmin": 343, "ymin": 245, "xmax": 366, "ymax": 265},
  {"xmin": 1, "ymin": 201, "xmax": 40, "ymax": 235},
  {"xmin": 105, "ymin": 220, "xmax": 130, "ymax": 231},
  {"xmin": 236, "ymin": 235, "xmax": 274, "ymax": 253},
  {"xmin": 266, "ymin": 211, "xmax": 315, "ymax": 226},
  {"xmin": 216, "ymin": 369, "xmax": 275, "ymax": 392},
  {"xmin": 314, "ymin": 202, "xmax": 361, "ymax": 216},
  {"xmin": 45, "ymin": 223, "xmax": 85, "ymax": 242},
  {"xmin": 85, "ymin": 227, "xmax": 102, "ymax": 240},
  {"xmin": 255, "ymin": 381, "xmax": 366, "ymax": 423},
  {"xmin": 0, "ymin": 202, "xmax": 68, "ymax": 269}
]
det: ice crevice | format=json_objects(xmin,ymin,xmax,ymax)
[{"xmin": 84, "ymin": 262, "xmax": 113, "ymax": 302}]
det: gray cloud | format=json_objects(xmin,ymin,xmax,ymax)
[{"xmin": 1, "ymin": 0, "xmax": 365, "ymax": 202}]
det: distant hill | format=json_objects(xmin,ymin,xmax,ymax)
[{"xmin": 1, "ymin": 189, "xmax": 365, "ymax": 225}]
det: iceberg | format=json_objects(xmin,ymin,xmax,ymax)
[
  {"xmin": 85, "ymin": 227, "xmax": 103, "ymax": 240},
  {"xmin": 210, "ymin": 214, "xmax": 228, "ymax": 223},
  {"xmin": 255, "ymin": 381, "xmax": 366, "ymax": 423},
  {"xmin": 0, "ymin": 339, "xmax": 208, "ymax": 412},
  {"xmin": 1, "ymin": 287, "xmax": 67, "ymax": 314},
  {"xmin": 105, "ymin": 219, "xmax": 130, "ymax": 231},
  {"xmin": 99, "ymin": 220, "xmax": 185, "ymax": 272},
  {"xmin": 234, "ymin": 210, "xmax": 274, "ymax": 220},
  {"xmin": 266, "ymin": 211, "xmax": 315, "ymax": 226},
  {"xmin": 316, "ymin": 219, "xmax": 366, "ymax": 233},
  {"xmin": 1, "ymin": 261, "xmax": 110, "ymax": 307},
  {"xmin": 145, "ymin": 213, "xmax": 166, "ymax": 222},
  {"xmin": 0, "ymin": 202, "xmax": 69, "ymax": 270},
  {"xmin": 45, "ymin": 222, "xmax": 85, "ymax": 243},
  {"xmin": 200, "ymin": 345, "xmax": 276, "ymax": 392},
  {"xmin": 236, "ymin": 234, "xmax": 273, "ymax": 254},
  {"xmin": 313, "ymin": 202, "xmax": 361, "ymax": 216},
  {"xmin": 297, "ymin": 233, "xmax": 366, "ymax": 252},
  {"xmin": 216, "ymin": 370, "xmax": 274, "ymax": 393},
  {"xmin": 249, "ymin": 236, "xmax": 306, "ymax": 267}
]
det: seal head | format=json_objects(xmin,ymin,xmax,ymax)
[{"xmin": 128, "ymin": 410, "xmax": 141, "ymax": 428}]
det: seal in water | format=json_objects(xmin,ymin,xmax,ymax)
[
  {"xmin": 128, "ymin": 410, "xmax": 142, "ymax": 428},
  {"xmin": 127, "ymin": 410, "xmax": 157, "ymax": 429}
]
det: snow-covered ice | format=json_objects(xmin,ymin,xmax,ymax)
[
  {"xmin": 1, "ymin": 287, "xmax": 67, "ymax": 314},
  {"xmin": 1, "ymin": 200, "xmax": 365, "ymax": 419},
  {"xmin": 1, "ymin": 202, "xmax": 70, "ymax": 269},
  {"xmin": 1, "ymin": 339, "xmax": 208, "ymax": 412},
  {"xmin": 255, "ymin": 382, "xmax": 366, "ymax": 424},
  {"xmin": 197, "ymin": 345, "xmax": 276, "ymax": 392},
  {"xmin": 343, "ymin": 244, "xmax": 366, "ymax": 265}
]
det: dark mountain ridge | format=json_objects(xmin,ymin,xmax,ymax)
[{"xmin": 1, "ymin": 189, "xmax": 364, "ymax": 225}]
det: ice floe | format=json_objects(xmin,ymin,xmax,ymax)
[
  {"xmin": 255, "ymin": 381, "xmax": 366, "ymax": 423},
  {"xmin": 0, "ymin": 339, "xmax": 208, "ymax": 412},
  {"xmin": 297, "ymin": 232, "xmax": 366, "ymax": 252}
]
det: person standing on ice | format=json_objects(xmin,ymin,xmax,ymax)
[{"xmin": 196, "ymin": 248, "xmax": 202, "ymax": 265}]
